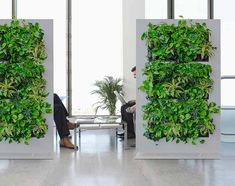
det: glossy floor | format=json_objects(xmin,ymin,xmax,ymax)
[{"xmin": 0, "ymin": 130, "xmax": 235, "ymax": 186}]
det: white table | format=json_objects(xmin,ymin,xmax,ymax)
[{"xmin": 67, "ymin": 115, "xmax": 127, "ymax": 150}]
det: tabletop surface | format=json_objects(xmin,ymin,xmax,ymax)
[{"xmin": 67, "ymin": 115, "xmax": 122, "ymax": 124}]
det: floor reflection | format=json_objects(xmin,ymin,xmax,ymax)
[{"xmin": 0, "ymin": 130, "xmax": 235, "ymax": 186}]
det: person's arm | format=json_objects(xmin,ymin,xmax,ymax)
[{"xmin": 126, "ymin": 105, "xmax": 136, "ymax": 113}]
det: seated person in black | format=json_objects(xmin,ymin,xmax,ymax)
[
  {"xmin": 54, "ymin": 93, "xmax": 77, "ymax": 149},
  {"xmin": 120, "ymin": 66, "xmax": 136, "ymax": 139},
  {"xmin": 121, "ymin": 101, "xmax": 136, "ymax": 139}
]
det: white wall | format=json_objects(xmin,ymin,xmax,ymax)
[{"xmin": 122, "ymin": 0, "xmax": 145, "ymax": 101}]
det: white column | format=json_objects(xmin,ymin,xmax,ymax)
[{"xmin": 122, "ymin": 0, "xmax": 145, "ymax": 101}]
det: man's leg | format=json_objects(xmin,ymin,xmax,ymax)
[
  {"xmin": 121, "ymin": 104, "xmax": 135, "ymax": 138},
  {"xmin": 54, "ymin": 104, "xmax": 77, "ymax": 149},
  {"xmin": 54, "ymin": 104, "xmax": 70, "ymax": 139},
  {"xmin": 54, "ymin": 93, "xmax": 69, "ymax": 116}
]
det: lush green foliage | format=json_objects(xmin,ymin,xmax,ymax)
[
  {"xmin": 92, "ymin": 76, "xmax": 123, "ymax": 115},
  {"xmin": 0, "ymin": 20, "xmax": 51, "ymax": 144},
  {"xmin": 141, "ymin": 20, "xmax": 216, "ymax": 63},
  {"xmin": 140, "ymin": 20, "xmax": 220, "ymax": 145}
]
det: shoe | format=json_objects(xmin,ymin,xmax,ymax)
[
  {"xmin": 60, "ymin": 137, "xmax": 78, "ymax": 150},
  {"xmin": 67, "ymin": 122, "xmax": 77, "ymax": 130}
]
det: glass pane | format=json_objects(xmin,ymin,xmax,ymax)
[
  {"xmin": 72, "ymin": 0, "xmax": 123, "ymax": 115},
  {"xmin": 215, "ymin": 0, "xmax": 235, "ymax": 76},
  {"xmin": 145, "ymin": 0, "xmax": 167, "ymax": 19},
  {"xmin": 18, "ymin": 0, "xmax": 67, "ymax": 104},
  {"xmin": 0, "ymin": 0, "xmax": 11, "ymax": 18},
  {"xmin": 215, "ymin": 0, "xmax": 235, "ymax": 108},
  {"xmin": 221, "ymin": 79, "xmax": 235, "ymax": 137},
  {"xmin": 175, "ymin": 0, "xmax": 207, "ymax": 19},
  {"xmin": 221, "ymin": 80, "xmax": 235, "ymax": 106}
]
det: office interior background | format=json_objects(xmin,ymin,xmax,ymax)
[
  {"xmin": 1, "ymin": 0, "xmax": 234, "ymax": 114},
  {"xmin": 1, "ymin": 0, "xmax": 235, "ymax": 186}
]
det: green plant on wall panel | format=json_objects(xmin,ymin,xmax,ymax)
[
  {"xmin": 141, "ymin": 20, "xmax": 216, "ymax": 63},
  {"xmin": 0, "ymin": 20, "xmax": 52, "ymax": 144},
  {"xmin": 140, "ymin": 20, "xmax": 220, "ymax": 145}
]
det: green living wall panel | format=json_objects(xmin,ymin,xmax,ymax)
[
  {"xmin": 0, "ymin": 20, "xmax": 53, "ymax": 159},
  {"xmin": 0, "ymin": 20, "xmax": 51, "ymax": 144},
  {"xmin": 136, "ymin": 19, "xmax": 221, "ymax": 159}
]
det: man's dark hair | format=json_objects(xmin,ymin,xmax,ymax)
[{"xmin": 131, "ymin": 66, "xmax": 136, "ymax": 72}]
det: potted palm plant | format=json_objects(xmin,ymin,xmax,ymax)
[{"xmin": 91, "ymin": 76, "xmax": 123, "ymax": 115}]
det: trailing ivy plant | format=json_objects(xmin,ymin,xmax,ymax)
[
  {"xmin": 0, "ymin": 20, "xmax": 51, "ymax": 144},
  {"xmin": 140, "ymin": 20, "xmax": 220, "ymax": 145}
]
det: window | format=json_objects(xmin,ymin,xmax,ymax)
[
  {"xmin": 175, "ymin": 0, "xmax": 207, "ymax": 19},
  {"xmin": 145, "ymin": 0, "xmax": 167, "ymax": 19},
  {"xmin": 215, "ymin": 0, "xmax": 235, "ymax": 106},
  {"xmin": 221, "ymin": 80, "xmax": 235, "ymax": 106},
  {"xmin": 72, "ymin": 0, "xmax": 123, "ymax": 114},
  {"xmin": 0, "ymin": 0, "xmax": 11, "ymax": 18},
  {"xmin": 18, "ymin": 0, "xmax": 67, "ymax": 103}
]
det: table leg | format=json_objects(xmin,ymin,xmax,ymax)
[
  {"xmin": 115, "ymin": 128, "xmax": 118, "ymax": 136},
  {"xmin": 124, "ymin": 121, "xmax": 128, "ymax": 150},
  {"xmin": 115, "ymin": 128, "xmax": 118, "ymax": 147},
  {"xmin": 79, "ymin": 128, "xmax": 81, "ymax": 146},
  {"xmin": 55, "ymin": 126, "xmax": 58, "ymax": 142},
  {"xmin": 74, "ymin": 127, "xmax": 77, "ymax": 150}
]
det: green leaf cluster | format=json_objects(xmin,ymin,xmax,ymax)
[
  {"xmin": 141, "ymin": 20, "xmax": 216, "ymax": 63},
  {"xmin": 140, "ymin": 20, "xmax": 220, "ymax": 145},
  {"xmin": 0, "ymin": 20, "xmax": 51, "ymax": 144}
]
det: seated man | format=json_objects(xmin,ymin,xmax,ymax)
[
  {"xmin": 121, "ymin": 101, "xmax": 136, "ymax": 139},
  {"xmin": 54, "ymin": 93, "xmax": 77, "ymax": 149},
  {"xmin": 120, "ymin": 66, "xmax": 136, "ymax": 139}
]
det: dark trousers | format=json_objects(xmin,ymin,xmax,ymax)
[
  {"xmin": 54, "ymin": 94, "xmax": 70, "ymax": 139},
  {"xmin": 121, "ymin": 103, "xmax": 135, "ymax": 137}
]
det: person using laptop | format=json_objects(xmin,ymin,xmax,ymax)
[{"xmin": 119, "ymin": 66, "xmax": 136, "ymax": 139}]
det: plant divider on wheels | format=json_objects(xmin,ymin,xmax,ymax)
[{"xmin": 136, "ymin": 19, "xmax": 220, "ymax": 159}]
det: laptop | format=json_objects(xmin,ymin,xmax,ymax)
[{"xmin": 114, "ymin": 91, "xmax": 127, "ymax": 105}]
